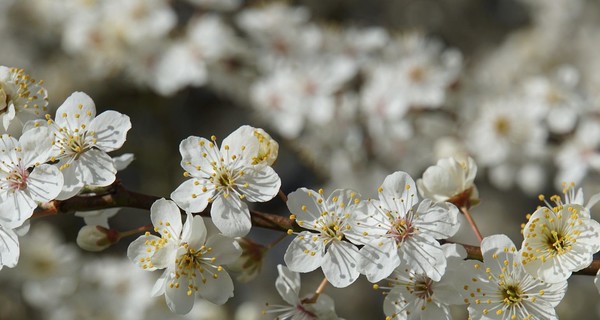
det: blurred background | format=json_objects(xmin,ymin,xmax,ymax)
[{"xmin": 1, "ymin": 0, "xmax": 600, "ymax": 319}]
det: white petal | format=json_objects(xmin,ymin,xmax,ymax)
[
  {"xmin": 284, "ymin": 232, "xmax": 326, "ymax": 273},
  {"xmin": 414, "ymin": 200, "xmax": 459, "ymax": 239},
  {"xmin": 88, "ymin": 110, "xmax": 131, "ymax": 152},
  {"xmin": 127, "ymin": 234, "xmax": 161, "ymax": 271},
  {"xmin": 19, "ymin": 126, "xmax": 53, "ymax": 167},
  {"xmin": 378, "ymin": 171, "xmax": 419, "ymax": 213},
  {"xmin": 165, "ymin": 273, "xmax": 196, "ymax": 314},
  {"xmin": 55, "ymin": 159, "xmax": 84, "ymax": 200},
  {"xmin": 205, "ymin": 234, "xmax": 242, "ymax": 265},
  {"xmin": 151, "ymin": 242, "xmax": 179, "ymax": 269},
  {"xmin": 113, "ymin": 153, "xmax": 135, "ymax": 171},
  {"xmin": 276, "ymin": 264, "xmax": 301, "ymax": 306},
  {"xmin": 181, "ymin": 213, "xmax": 206, "ymax": 249},
  {"xmin": 26, "ymin": 164, "xmax": 63, "ymax": 203},
  {"xmin": 221, "ymin": 125, "xmax": 260, "ymax": 164},
  {"xmin": 358, "ymin": 238, "xmax": 400, "ymax": 283},
  {"xmin": 0, "ymin": 190, "xmax": 37, "ymax": 228},
  {"xmin": 171, "ymin": 178, "xmax": 214, "ymax": 213},
  {"xmin": 286, "ymin": 188, "xmax": 324, "ymax": 223},
  {"xmin": 401, "ymin": 235, "xmax": 447, "ymax": 281},
  {"xmin": 198, "ymin": 268, "xmax": 235, "ymax": 305},
  {"xmin": 0, "ymin": 224, "xmax": 19, "ymax": 269},
  {"xmin": 150, "ymin": 198, "xmax": 183, "ymax": 239},
  {"xmin": 321, "ymin": 241, "xmax": 360, "ymax": 288},
  {"xmin": 210, "ymin": 195, "xmax": 251, "ymax": 237},
  {"xmin": 237, "ymin": 165, "xmax": 280, "ymax": 202},
  {"xmin": 74, "ymin": 149, "xmax": 117, "ymax": 187},
  {"xmin": 178, "ymin": 136, "xmax": 220, "ymax": 176},
  {"xmin": 54, "ymin": 92, "xmax": 96, "ymax": 129},
  {"xmin": 151, "ymin": 269, "xmax": 169, "ymax": 297}
]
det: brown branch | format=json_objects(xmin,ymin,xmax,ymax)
[{"xmin": 31, "ymin": 181, "xmax": 600, "ymax": 277}]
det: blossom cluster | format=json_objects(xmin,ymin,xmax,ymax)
[{"xmin": 3, "ymin": 1, "xmax": 600, "ymax": 319}]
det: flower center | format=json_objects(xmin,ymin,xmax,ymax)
[
  {"xmin": 408, "ymin": 66, "xmax": 426, "ymax": 83},
  {"xmin": 390, "ymin": 218, "xmax": 414, "ymax": 242},
  {"xmin": 546, "ymin": 230, "xmax": 571, "ymax": 255},
  {"xmin": 501, "ymin": 284, "xmax": 523, "ymax": 306},
  {"xmin": 409, "ymin": 275, "xmax": 434, "ymax": 300},
  {"xmin": 7, "ymin": 165, "xmax": 29, "ymax": 191},
  {"xmin": 217, "ymin": 171, "xmax": 234, "ymax": 188},
  {"xmin": 171, "ymin": 244, "xmax": 222, "ymax": 296}
]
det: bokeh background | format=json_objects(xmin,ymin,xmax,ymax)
[{"xmin": 2, "ymin": 0, "xmax": 600, "ymax": 319}]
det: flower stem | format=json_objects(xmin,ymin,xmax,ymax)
[
  {"xmin": 278, "ymin": 189, "xmax": 288, "ymax": 203},
  {"xmin": 118, "ymin": 224, "xmax": 153, "ymax": 239},
  {"xmin": 303, "ymin": 277, "xmax": 329, "ymax": 304},
  {"xmin": 460, "ymin": 206, "xmax": 483, "ymax": 243},
  {"xmin": 266, "ymin": 232, "xmax": 288, "ymax": 250}
]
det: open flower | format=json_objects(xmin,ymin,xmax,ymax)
[
  {"xmin": 127, "ymin": 198, "xmax": 241, "ymax": 314},
  {"xmin": 283, "ymin": 188, "xmax": 365, "ymax": 288},
  {"xmin": 461, "ymin": 234, "xmax": 567, "ymax": 320},
  {"xmin": 521, "ymin": 186, "xmax": 600, "ymax": 283},
  {"xmin": 28, "ymin": 91, "xmax": 131, "ymax": 200},
  {"xmin": 0, "ymin": 126, "xmax": 63, "ymax": 228},
  {"xmin": 382, "ymin": 244, "xmax": 466, "ymax": 320},
  {"xmin": 356, "ymin": 171, "xmax": 460, "ymax": 283},
  {"xmin": 264, "ymin": 264, "xmax": 340, "ymax": 320},
  {"xmin": 171, "ymin": 126, "xmax": 281, "ymax": 237}
]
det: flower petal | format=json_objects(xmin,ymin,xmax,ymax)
[
  {"xmin": 322, "ymin": 241, "xmax": 360, "ymax": 288},
  {"xmin": 26, "ymin": 164, "xmax": 63, "ymax": 203},
  {"xmin": 0, "ymin": 224, "xmax": 19, "ymax": 269},
  {"xmin": 171, "ymin": 178, "xmax": 214, "ymax": 213},
  {"xmin": 127, "ymin": 234, "xmax": 161, "ymax": 271},
  {"xmin": 54, "ymin": 92, "xmax": 96, "ymax": 129},
  {"xmin": 197, "ymin": 267, "xmax": 235, "ymax": 305},
  {"xmin": 275, "ymin": 264, "xmax": 301, "ymax": 306},
  {"xmin": 358, "ymin": 238, "xmax": 400, "ymax": 283},
  {"xmin": 210, "ymin": 195, "xmax": 251, "ymax": 237},
  {"xmin": 88, "ymin": 110, "xmax": 131, "ymax": 152},
  {"xmin": 150, "ymin": 198, "xmax": 183, "ymax": 239},
  {"xmin": 237, "ymin": 164, "xmax": 280, "ymax": 202},
  {"xmin": 284, "ymin": 231, "xmax": 326, "ymax": 273},
  {"xmin": 286, "ymin": 188, "xmax": 324, "ymax": 224},
  {"xmin": 205, "ymin": 234, "xmax": 241, "ymax": 265}
]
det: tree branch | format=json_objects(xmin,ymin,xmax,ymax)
[{"xmin": 32, "ymin": 181, "xmax": 600, "ymax": 277}]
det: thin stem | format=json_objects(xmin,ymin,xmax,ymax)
[
  {"xmin": 460, "ymin": 206, "xmax": 483, "ymax": 243},
  {"xmin": 303, "ymin": 277, "xmax": 329, "ymax": 304},
  {"xmin": 278, "ymin": 189, "xmax": 288, "ymax": 203},
  {"xmin": 119, "ymin": 224, "xmax": 153, "ymax": 239},
  {"xmin": 266, "ymin": 232, "xmax": 288, "ymax": 250}
]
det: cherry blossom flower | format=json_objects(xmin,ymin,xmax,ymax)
[
  {"xmin": 382, "ymin": 244, "xmax": 466, "ymax": 320},
  {"xmin": 127, "ymin": 198, "xmax": 241, "ymax": 314},
  {"xmin": 0, "ymin": 66, "xmax": 48, "ymax": 135},
  {"xmin": 0, "ymin": 126, "xmax": 63, "ymax": 228},
  {"xmin": 461, "ymin": 234, "xmax": 567, "ymax": 320},
  {"xmin": 171, "ymin": 126, "xmax": 281, "ymax": 237},
  {"xmin": 356, "ymin": 171, "xmax": 460, "ymax": 283},
  {"xmin": 521, "ymin": 186, "xmax": 600, "ymax": 283},
  {"xmin": 284, "ymin": 188, "xmax": 365, "ymax": 288},
  {"xmin": 264, "ymin": 264, "xmax": 340, "ymax": 320},
  {"xmin": 28, "ymin": 91, "xmax": 131, "ymax": 200},
  {"xmin": 417, "ymin": 156, "xmax": 478, "ymax": 208}
]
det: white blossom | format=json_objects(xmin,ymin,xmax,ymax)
[
  {"xmin": 521, "ymin": 186, "xmax": 600, "ymax": 283},
  {"xmin": 356, "ymin": 171, "xmax": 460, "ymax": 283},
  {"xmin": 382, "ymin": 244, "xmax": 466, "ymax": 320},
  {"xmin": 0, "ymin": 127, "xmax": 63, "ymax": 228},
  {"xmin": 264, "ymin": 264, "xmax": 340, "ymax": 320},
  {"xmin": 284, "ymin": 188, "xmax": 365, "ymax": 288},
  {"xmin": 28, "ymin": 91, "xmax": 131, "ymax": 200},
  {"xmin": 461, "ymin": 234, "xmax": 567, "ymax": 320},
  {"xmin": 171, "ymin": 125, "xmax": 281, "ymax": 237},
  {"xmin": 127, "ymin": 198, "xmax": 241, "ymax": 314}
]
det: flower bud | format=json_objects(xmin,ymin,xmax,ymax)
[
  {"xmin": 417, "ymin": 156, "xmax": 479, "ymax": 208},
  {"xmin": 228, "ymin": 237, "xmax": 267, "ymax": 282},
  {"xmin": 76, "ymin": 225, "xmax": 117, "ymax": 252}
]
